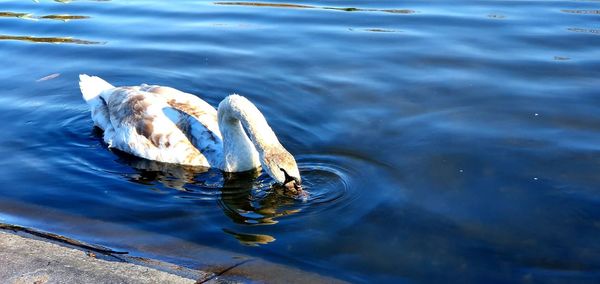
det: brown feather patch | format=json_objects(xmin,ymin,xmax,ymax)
[{"xmin": 135, "ymin": 118, "xmax": 154, "ymax": 140}]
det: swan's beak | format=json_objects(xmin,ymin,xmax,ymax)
[
  {"xmin": 274, "ymin": 178, "xmax": 306, "ymax": 199},
  {"xmin": 280, "ymin": 168, "xmax": 303, "ymax": 195},
  {"xmin": 283, "ymin": 179, "xmax": 303, "ymax": 195}
]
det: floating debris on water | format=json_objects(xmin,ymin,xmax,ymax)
[
  {"xmin": 488, "ymin": 14, "xmax": 506, "ymax": 19},
  {"xmin": 348, "ymin": 28, "xmax": 402, "ymax": 33},
  {"xmin": 36, "ymin": 73, "xmax": 61, "ymax": 82},
  {"xmin": 364, "ymin": 28, "xmax": 399, "ymax": 33}
]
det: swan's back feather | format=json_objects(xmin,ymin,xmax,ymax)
[
  {"xmin": 79, "ymin": 76, "xmax": 237, "ymax": 168},
  {"xmin": 100, "ymin": 86, "xmax": 221, "ymax": 167}
]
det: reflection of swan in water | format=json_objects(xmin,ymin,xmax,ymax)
[
  {"xmin": 117, "ymin": 154, "xmax": 302, "ymax": 223},
  {"xmin": 115, "ymin": 150, "xmax": 300, "ymax": 246},
  {"xmin": 219, "ymin": 172, "xmax": 301, "ymax": 225},
  {"xmin": 114, "ymin": 155, "xmax": 300, "ymax": 245},
  {"xmin": 79, "ymin": 74, "xmax": 302, "ymax": 194},
  {"xmin": 113, "ymin": 150, "xmax": 208, "ymax": 190}
]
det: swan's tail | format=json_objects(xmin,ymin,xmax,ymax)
[
  {"xmin": 79, "ymin": 74, "xmax": 114, "ymax": 104},
  {"xmin": 79, "ymin": 74, "xmax": 114, "ymax": 130}
]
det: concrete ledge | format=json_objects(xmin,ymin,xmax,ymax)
[
  {"xmin": 0, "ymin": 224, "xmax": 348, "ymax": 284},
  {"xmin": 0, "ymin": 199, "xmax": 347, "ymax": 284},
  {"xmin": 0, "ymin": 231, "xmax": 203, "ymax": 284}
]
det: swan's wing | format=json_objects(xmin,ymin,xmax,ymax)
[
  {"xmin": 139, "ymin": 84, "xmax": 220, "ymax": 135},
  {"xmin": 139, "ymin": 84, "xmax": 224, "ymax": 165},
  {"xmin": 103, "ymin": 87, "xmax": 215, "ymax": 167}
]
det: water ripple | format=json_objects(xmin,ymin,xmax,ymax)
[
  {"xmin": 295, "ymin": 158, "xmax": 351, "ymax": 207},
  {"xmin": 214, "ymin": 2, "xmax": 416, "ymax": 14},
  {"xmin": 103, "ymin": 149, "xmax": 370, "ymax": 228},
  {"xmin": 1, "ymin": 0, "xmax": 599, "ymax": 281},
  {"xmin": 561, "ymin": 9, "xmax": 600, "ymax": 15}
]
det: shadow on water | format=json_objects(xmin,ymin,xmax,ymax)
[
  {"xmin": 0, "ymin": 11, "xmax": 33, "ymax": 19},
  {"xmin": 1, "ymin": 9, "xmax": 95, "ymax": 43},
  {"xmin": 0, "ymin": 11, "xmax": 89, "ymax": 21},
  {"xmin": 41, "ymin": 14, "xmax": 90, "ymax": 21},
  {"xmin": 34, "ymin": 0, "xmax": 112, "ymax": 3},
  {"xmin": 567, "ymin": 27, "xmax": 600, "ymax": 35},
  {"xmin": 0, "ymin": 8, "xmax": 92, "ymax": 44},
  {"xmin": 561, "ymin": 10, "xmax": 600, "ymax": 15},
  {"xmin": 0, "ymin": 35, "xmax": 101, "ymax": 44}
]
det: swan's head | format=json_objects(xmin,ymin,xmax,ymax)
[{"xmin": 261, "ymin": 146, "xmax": 302, "ymax": 195}]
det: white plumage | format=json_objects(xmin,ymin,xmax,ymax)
[{"xmin": 79, "ymin": 74, "xmax": 303, "ymax": 191}]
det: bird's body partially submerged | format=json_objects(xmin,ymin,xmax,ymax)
[{"xmin": 79, "ymin": 74, "xmax": 302, "ymax": 192}]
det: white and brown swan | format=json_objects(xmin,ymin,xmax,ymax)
[{"xmin": 79, "ymin": 74, "xmax": 302, "ymax": 194}]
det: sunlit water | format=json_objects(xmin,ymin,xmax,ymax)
[{"xmin": 1, "ymin": 0, "xmax": 600, "ymax": 282}]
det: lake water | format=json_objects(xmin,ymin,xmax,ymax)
[{"xmin": 1, "ymin": 0, "xmax": 600, "ymax": 282}]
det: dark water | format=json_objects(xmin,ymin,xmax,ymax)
[{"xmin": 1, "ymin": 0, "xmax": 600, "ymax": 282}]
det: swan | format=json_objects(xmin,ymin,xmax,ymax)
[{"xmin": 78, "ymin": 74, "xmax": 302, "ymax": 194}]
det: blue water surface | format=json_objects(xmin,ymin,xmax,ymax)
[{"xmin": 1, "ymin": 0, "xmax": 600, "ymax": 283}]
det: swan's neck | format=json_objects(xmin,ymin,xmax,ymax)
[{"xmin": 217, "ymin": 95, "xmax": 280, "ymax": 172}]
